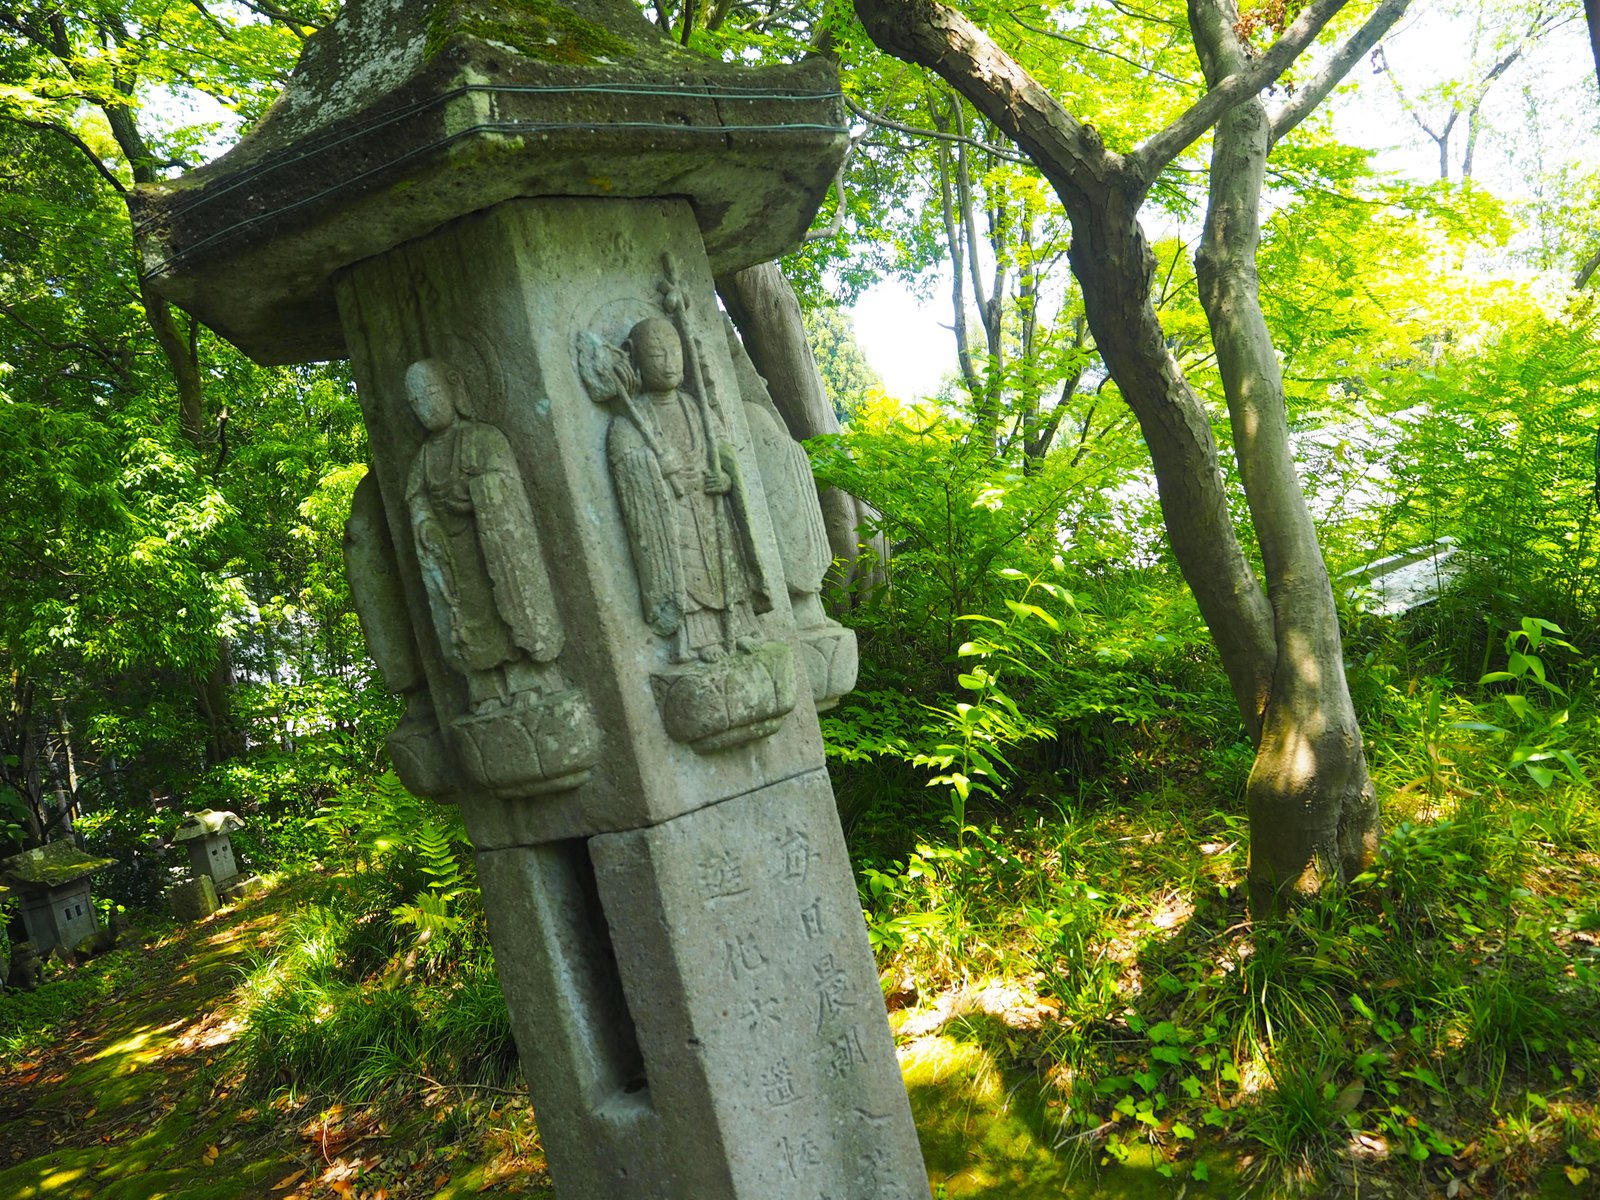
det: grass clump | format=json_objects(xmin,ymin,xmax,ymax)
[
  {"xmin": 0, "ymin": 950, "xmax": 143, "ymax": 1060},
  {"xmin": 849, "ymin": 644, "xmax": 1600, "ymax": 1196},
  {"xmin": 230, "ymin": 773, "xmax": 519, "ymax": 1104}
]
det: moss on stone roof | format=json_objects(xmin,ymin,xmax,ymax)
[{"xmin": 0, "ymin": 841, "xmax": 116, "ymax": 888}]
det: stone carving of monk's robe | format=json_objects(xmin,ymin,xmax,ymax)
[
  {"xmin": 404, "ymin": 358, "xmax": 563, "ymax": 710},
  {"xmin": 603, "ymin": 317, "xmax": 771, "ymax": 663}
]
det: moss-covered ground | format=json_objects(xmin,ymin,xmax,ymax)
[{"xmin": 0, "ymin": 879, "xmax": 550, "ymax": 1200}]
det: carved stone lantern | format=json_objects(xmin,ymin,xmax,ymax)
[
  {"xmin": 172, "ymin": 809, "xmax": 246, "ymax": 889},
  {"xmin": 0, "ymin": 841, "xmax": 115, "ymax": 956}
]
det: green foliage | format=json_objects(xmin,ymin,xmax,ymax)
[
  {"xmin": 914, "ymin": 566, "xmax": 1069, "ymax": 834},
  {"xmin": 227, "ymin": 774, "xmax": 505, "ymax": 1107},
  {"xmin": 858, "ymin": 619, "xmax": 1600, "ymax": 1191},
  {"xmin": 802, "ymin": 304, "xmax": 882, "ymax": 424},
  {"xmin": 233, "ymin": 898, "xmax": 515, "ymax": 1100},
  {"xmin": 232, "ymin": 773, "xmax": 510, "ymax": 1101},
  {"xmin": 1456, "ymin": 618, "xmax": 1592, "ymax": 791},
  {"xmin": 0, "ymin": 950, "xmax": 142, "ymax": 1059},
  {"xmin": 1363, "ymin": 301, "xmax": 1600, "ymax": 664}
]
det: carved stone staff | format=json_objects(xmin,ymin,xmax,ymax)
[{"xmin": 660, "ymin": 251, "xmax": 722, "ymax": 481}]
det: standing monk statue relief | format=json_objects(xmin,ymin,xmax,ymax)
[
  {"xmin": 578, "ymin": 256, "xmax": 794, "ymax": 753},
  {"xmin": 604, "ymin": 315, "xmax": 772, "ymax": 664},
  {"xmin": 405, "ymin": 357, "xmax": 565, "ymax": 709}
]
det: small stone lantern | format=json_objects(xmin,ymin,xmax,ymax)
[
  {"xmin": 172, "ymin": 809, "xmax": 246, "ymax": 889},
  {"xmin": 0, "ymin": 841, "xmax": 115, "ymax": 956}
]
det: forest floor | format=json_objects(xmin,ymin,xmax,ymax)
[
  {"xmin": 3, "ymin": 784, "xmax": 1599, "ymax": 1200},
  {"xmin": 0, "ymin": 874, "xmax": 1180, "ymax": 1200},
  {"xmin": 0, "ymin": 879, "xmax": 549, "ymax": 1200}
]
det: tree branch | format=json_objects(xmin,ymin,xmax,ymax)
[
  {"xmin": 842, "ymin": 95, "xmax": 1033, "ymax": 164},
  {"xmin": 852, "ymin": 0, "xmax": 1126, "ymax": 208},
  {"xmin": 4, "ymin": 117, "xmax": 126, "ymax": 194},
  {"xmin": 1005, "ymin": 14, "xmax": 1194, "ymax": 86},
  {"xmin": 1129, "ymin": 0, "xmax": 1347, "ymax": 184},
  {"xmin": 1269, "ymin": 0, "xmax": 1413, "ymax": 146},
  {"xmin": 1576, "ymin": 244, "xmax": 1600, "ymax": 290},
  {"xmin": 1588, "ymin": 0, "xmax": 1600, "ymax": 96},
  {"xmin": 0, "ymin": 300, "xmax": 130, "ymax": 376}
]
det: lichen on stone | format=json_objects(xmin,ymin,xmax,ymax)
[
  {"xmin": 425, "ymin": 0, "xmax": 636, "ymax": 65},
  {"xmin": 173, "ymin": 809, "xmax": 246, "ymax": 842}
]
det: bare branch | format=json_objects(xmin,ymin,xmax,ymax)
[
  {"xmin": 1269, "ymin": 0, "xmax": 1413, "ymax": 146},
  {"xmin": 803, "ymin": 167, "xmax": 849, "ymax": 242},
  {"xmin": 852, "ymin": 0, "xmax": 1128, "ymax": 209},
  {"xmin": 1576, "ymin": 244, "xmax": 1600, "ymax": 290},
  {"xmin": 1103, "ymin": 0, "xmax": 1181, "ymax": 28},
  {"xmin": 842, "ymin": 95, "xmax": 1033, "ymax": 165},
  {"xmin": 1005, "ymin": 13, "xmax": 1195, "ymax": 86},
  {"xmin": 0, "ymin": 300, "xmax": 129, "ymax": 377},
  {"xmin": 1129, "ymin": 0, "xmax": 1347, "ymax": 184},
  {"xmin": 3, "ymin": 116, "xmax": 127, "ymax": 194}
]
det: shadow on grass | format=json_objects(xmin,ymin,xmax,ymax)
[{"xmin": 0, "ymin": 882, "xmax": 313, "ymax": 1200}]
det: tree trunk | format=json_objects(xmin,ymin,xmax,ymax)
[
  {"xmin": 1191, "ymin": 0, "xmax": 1379, "ymax": 911},
  {"xmin": 715, "ymin": 261, "xmax": 887, "ymax": 602},
  {"xmin": 1065, "ymin": 189, "xmax": 1277, "ymax": 744},
  {"xmin": 1588, "ymin": 0, "xmax": 1600, "ymax": 96},
  {"xmin": 852, "ymin": 0, "xmax": 1401, "ymax": 911},
  {"xmin": 97, "ymin": 94, "xmax": 241, "ymax": 763}
]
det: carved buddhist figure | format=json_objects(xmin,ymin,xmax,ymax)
[
  {"xmin": 404, "ymin": 358, "xmax": 564, "ymax": 709},
  {"xmin": 606, "ymin": 318, "xmax": 771, "ymax": 663},
  {"xmin": 395, "ymin": 357, "xmax": 598, "ymax": 796}
]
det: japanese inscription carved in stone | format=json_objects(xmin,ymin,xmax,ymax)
[{"xmin": 135, "ymin": 0, "xmax": 927, "ymax": 1189}]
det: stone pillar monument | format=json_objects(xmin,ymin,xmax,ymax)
[{"xmin": 132, "ymin": 3, "xmax": 927, "ymax": 1197}]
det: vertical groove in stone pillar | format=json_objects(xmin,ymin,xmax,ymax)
[{"xmin": 476, "ymin": 843, "xmax": 672, "ymax": 1198}]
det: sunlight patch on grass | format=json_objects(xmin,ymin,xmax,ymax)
[{"xmin": 90, "ymin": 1024, "xmax": 182, "ymax": 1069}]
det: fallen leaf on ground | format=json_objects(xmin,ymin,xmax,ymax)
[{"xmin": 272, "ymin": 1168, "xmax": 308, "ymax": 1190}]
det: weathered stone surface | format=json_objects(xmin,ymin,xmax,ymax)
[
  {"xmin": 2, "ymin": 844, "xmax": 112, "ymax": 956},
  {"xmin": 726, "ymin": 322, "xmax": 858, "ymax": 710},
  {"xmin": 345, "ymin": 472, "xmax": 463, "ymax": 799},
  {"xmin": 589, "ymin": 771, "xmax": 924, "ymax": 1199},
  {"xmin": 339, "ymin": 198, "xmax": 825, "ymax": 844},
  {"xmin": 335, "ymin": 196, "xmax": 925, "ymax": 1198},
  {"xmin": 5, "ymin": 943, "xmax": 41, "ymax": 992},
  {"xmin": 475, "ymin": 772, "xmax": 925, "ymax": 1199},
  {"xmin": 172, "ymin": 809, "xmax": 245, "ymax": 841},
  {"xmin": 141, "ymin": 9, "xmax": 919, "ymax": 1190},
  {"xmin": 173, "ymin": 808, "xmax": 244, "ymax": 887},
  {"xmin": 167, "ymin": 875, "xmax": 219, "ymax": 923},
  {"xmin": 0, "ymin": 841, "xmax": 114, "ymax": 888},
  {"xmin": 129, "ymin": 0, "xmax": 846, "ymax": 363}
]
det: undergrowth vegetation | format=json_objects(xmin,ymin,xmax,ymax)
[
  {"xmin": 59, "ymin": 299, "xmax": 1598, "ymax": 1199},
  {"xmin": 813, "ymin": 315, "xmax": 1600, "ymax": 1195},
  {"xmin": 231, "ymin": 774, "xmax": 518, "ymax": 1103}
]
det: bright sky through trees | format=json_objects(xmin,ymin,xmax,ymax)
[{"xmin": 850, "ymin": 3, "xmax": 1600, "ymax": 401}]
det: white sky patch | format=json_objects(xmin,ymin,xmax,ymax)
[{"xmin": 851, "ymin": 273, "xmax": 956, "ymax": 403}]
